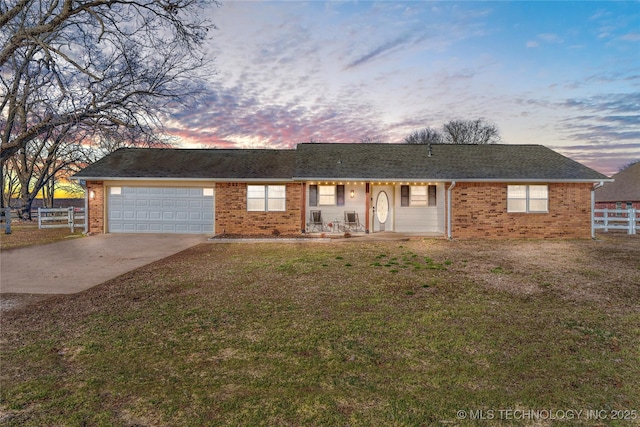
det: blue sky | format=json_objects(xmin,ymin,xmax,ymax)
[{"xmin": 167, "ymin": 1, "xmax": 640, "ymax": 176}]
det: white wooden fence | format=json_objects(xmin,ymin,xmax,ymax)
[
  {"xmin": 593, "ymin": 208, "xmax": 638, "ymax": 235},
  {"xmin": 1, "ymin": 207, "xmax": 12, "ymax": 234},
  {"xmin": 38, "ymin": 207, "xmax": 85, "ymax": 232}
]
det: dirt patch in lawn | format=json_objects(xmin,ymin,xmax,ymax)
[{"xmin": 0, "ymin": 294, "xmax": 51, "ymax": 312}]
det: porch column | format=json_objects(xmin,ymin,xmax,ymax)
[
  {"xmin": 365, "ymin": 182, "xmax": 370, "ymax": 233},
  {"xmin": 300, "ymin": 183, "xmax": 306, "ymax": 233}
]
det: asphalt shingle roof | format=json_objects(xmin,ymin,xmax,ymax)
[
  {"xmin": 73, "ymin": 144, "xmax": 608, "ymax": 182},
  {"xmin": 595, "ymin": 161, "xmax": 640, "ymax": 202},
  {"xmin": 294, "ymin": 143, "xmax": 608, "ymax": 181},
  {"xmin": 74, "ymin": 148, "xmax": 297, "ymax": 180}
]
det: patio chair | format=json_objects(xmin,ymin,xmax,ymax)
[
  {"xmin": 308, "ymin": 210, "xmax": 324, "ymax": 232},
  {"xmin": 343, "ymin": 211, "xmax": 362, "ymax": 232}
]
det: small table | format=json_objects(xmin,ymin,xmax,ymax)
[{"xmin": 326, "ymin": 220, "xmax": 342, "ymax": 232}]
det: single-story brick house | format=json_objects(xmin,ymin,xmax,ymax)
[
  {"xmin": 595, "ymin": 161, "xmax": 640, "ymax": 211},
  {"xmin": 72, "ymin": 143, "xmax": 610, "ymax": 238}
]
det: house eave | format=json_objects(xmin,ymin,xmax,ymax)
[
  {"xmin": 71, "ymin": 176, "xmax": 295, "ymax": 183},
  {"xmin": 293, "ymin": 177, "xmax": 613, "ymax": 183}
]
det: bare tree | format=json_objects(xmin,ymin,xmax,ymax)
[
  {"xmin": 403, "ymin": 127, "xmax": 442, "ymax": 145},
  {"xmin": 360, "ymin": 135, "xmax": 385, "ymax": 144},
  {"xmin": 618, "ymin": 160, "xmax": 639, "ymax": 172},
  {"xmin": 7, "ymin": 125, "xmax": 87, "ymax": 218},
  {"xmin": 1, "ymin": 158, "xmax": 20, "ymax": 207},
  {"xmin": 0, "ymin": 0, "xmax": 217, "ymax": 209},
  {"xmin": 442, "ymin": 119, "xmax": 500, "ymax": 145}
]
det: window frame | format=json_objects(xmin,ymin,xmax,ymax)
[
  {"xmin": 318, "ymin": 185, "xmax": 336, "ymax": 206},
  {"xmin": 400, "ymin": 185, "xmax": 437, "ymax": 207},
  {"xmin": 247, "ymin": 184, "xmax": 286, "ymax": 212},
  {"xmin": 315, "ymin": 184, "xmax": 345, "ymax": 206},
  {"xmin": 507, "ymin": 184, "xmax": 548, "ymax": 213}
]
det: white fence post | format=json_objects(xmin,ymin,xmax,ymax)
[
  {"xmin": 593, "ymin": 207, "xmax": 637, "ymax": 235},
  {"xmin": 68, "ymin": 207, "xmax": 74, "ymax": 233},
  {"xmin": 2, "ymin": 207, "xmax": 11, "ymax": 234}
]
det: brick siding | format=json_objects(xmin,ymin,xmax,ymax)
[
  {"xmin": 450, "ymin": 182, "xmax": 593, "ymax": 238},
  {"xmin": 87, "ymin": 181, "xmax": 104, "ymax": 234},
  {"xmin": 215, "ymin": 183, "xmax": 303, "ymax": 235},
  {"xmin": 595, "ymin": 201, "xmax": 640, "ymax": 210}
]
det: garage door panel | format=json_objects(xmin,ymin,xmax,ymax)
[{"xmin": 108, "ymin": 186, "xmax": 214, "ymax": 234}]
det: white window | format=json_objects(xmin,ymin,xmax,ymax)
[
  {"xmin": 401, "ymin": 185, "xmax": 437, "ymax": 207},
  {"xmin": 507, "ymin": 185, "xmax": 548, "ymax": 213},
  {"xmin": 247, "ymin": 185, "xmax": 286, "ymax": 212},
  {"xmin": 318, "ymin": 185, "xmax": 336, "ymax": 205},
  {"xmin": 203, "ymin": 188, "xmax": 214, "ymax": 196},
  {"xmin": 267, "ymin": 185, "xmax": 286, "ymax": 211},
  {"xmin": 410, "ymin": 186, "xmax": 428, "ymax": 206},
  {"xmin": 110, "ymin": 187, "xmax": 122, "ymax": 195}
]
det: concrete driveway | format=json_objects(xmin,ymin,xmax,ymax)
[{"xmin": 0, "ymin": 234, "xmax": 208, "ymax": 294}]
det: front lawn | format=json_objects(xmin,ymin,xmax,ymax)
[
  {"xmin": 0, "ymin": 224, "xmax": 83, "ymax": 250},
  {"xmin": 1, "ymin": 236, "xmax": 639, "ymax": 426}
]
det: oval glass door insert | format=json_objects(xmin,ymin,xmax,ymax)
[{"xmin": 376, "ymin": 191, "xmax": 389, "ymax": 224}]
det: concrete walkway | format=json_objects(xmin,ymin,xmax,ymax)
[{"xmin": 0, "ymin": 234, "xmax": 207, "ymax": 294}]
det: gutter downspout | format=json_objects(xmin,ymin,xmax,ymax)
[
  {"xmin": 447, "ymin": 181, "xmax": 456, "ymax": 240},
  {"xmin": 83, "ymin": 181, "xmax": 89, "ymax": 235},
  {"xmin": 591, "ymin": 181, "xmax": 604, "ymax": 239}
]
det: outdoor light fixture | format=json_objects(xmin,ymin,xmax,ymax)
[
  {"xmin": 350, "ymin": 190, "xmax": 355, "ymax": 198},
  {"xmin": 89, "ymin": 190, "xmax": 95, "ymax": 200}
]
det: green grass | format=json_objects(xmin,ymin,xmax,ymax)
[{"xmin": 1, "ymin": 238, "xmax": 639, "ymax": 426}]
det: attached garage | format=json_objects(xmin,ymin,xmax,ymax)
[{"xmin": 108, "ymin": 186, "xmax": 214, "ymax": 234}]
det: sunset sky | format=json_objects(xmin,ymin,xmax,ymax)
[{"xmin": 167, "ymin": 0, "xmax": 640, "ymax": 177}]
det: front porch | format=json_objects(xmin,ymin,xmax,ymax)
[
  {"xmin": 303, "ymin": 230, "xmax": 446, "ymax": 241},
  {"xmin": 303, "ymin": 182, "xmax": 446, "ymax": 235}
]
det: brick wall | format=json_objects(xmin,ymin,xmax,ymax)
[
  {"xmin": 87, "ymin": 181, "xmax": 104, "ymax": 234},
  {"xmin": 595, "ymin": 201, "xmax": 640, "ymax": 210},
  {"xmin": 215, "ymin": 183, "xmax": 303, "ymax": 235},
  {"xmin": 451, "ymin": 182, "xmax": 593, "ymax": 239}
]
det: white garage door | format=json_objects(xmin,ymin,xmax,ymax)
[{"xmin": 108, "ymin": 187, "xmax": 214, "ymax": 234}]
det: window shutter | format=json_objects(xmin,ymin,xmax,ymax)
[
  {"xmin": 309, "ymin": 185, "xmax": 318, "ymax": 206},
  {"xmin": 401, "ymin": 185, "xmax": 409, "ymax": 207},
  {"xmin": 428, "ymin": 185, "xmax": 437, "ymax": 206},
  {"xmin": 336, "ymin": 185, "xmax": 345, "ymax": 206}
]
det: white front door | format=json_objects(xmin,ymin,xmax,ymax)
[{"xmin": 372, "ymin": 186, "xmax": 394, "ymax": 232}]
